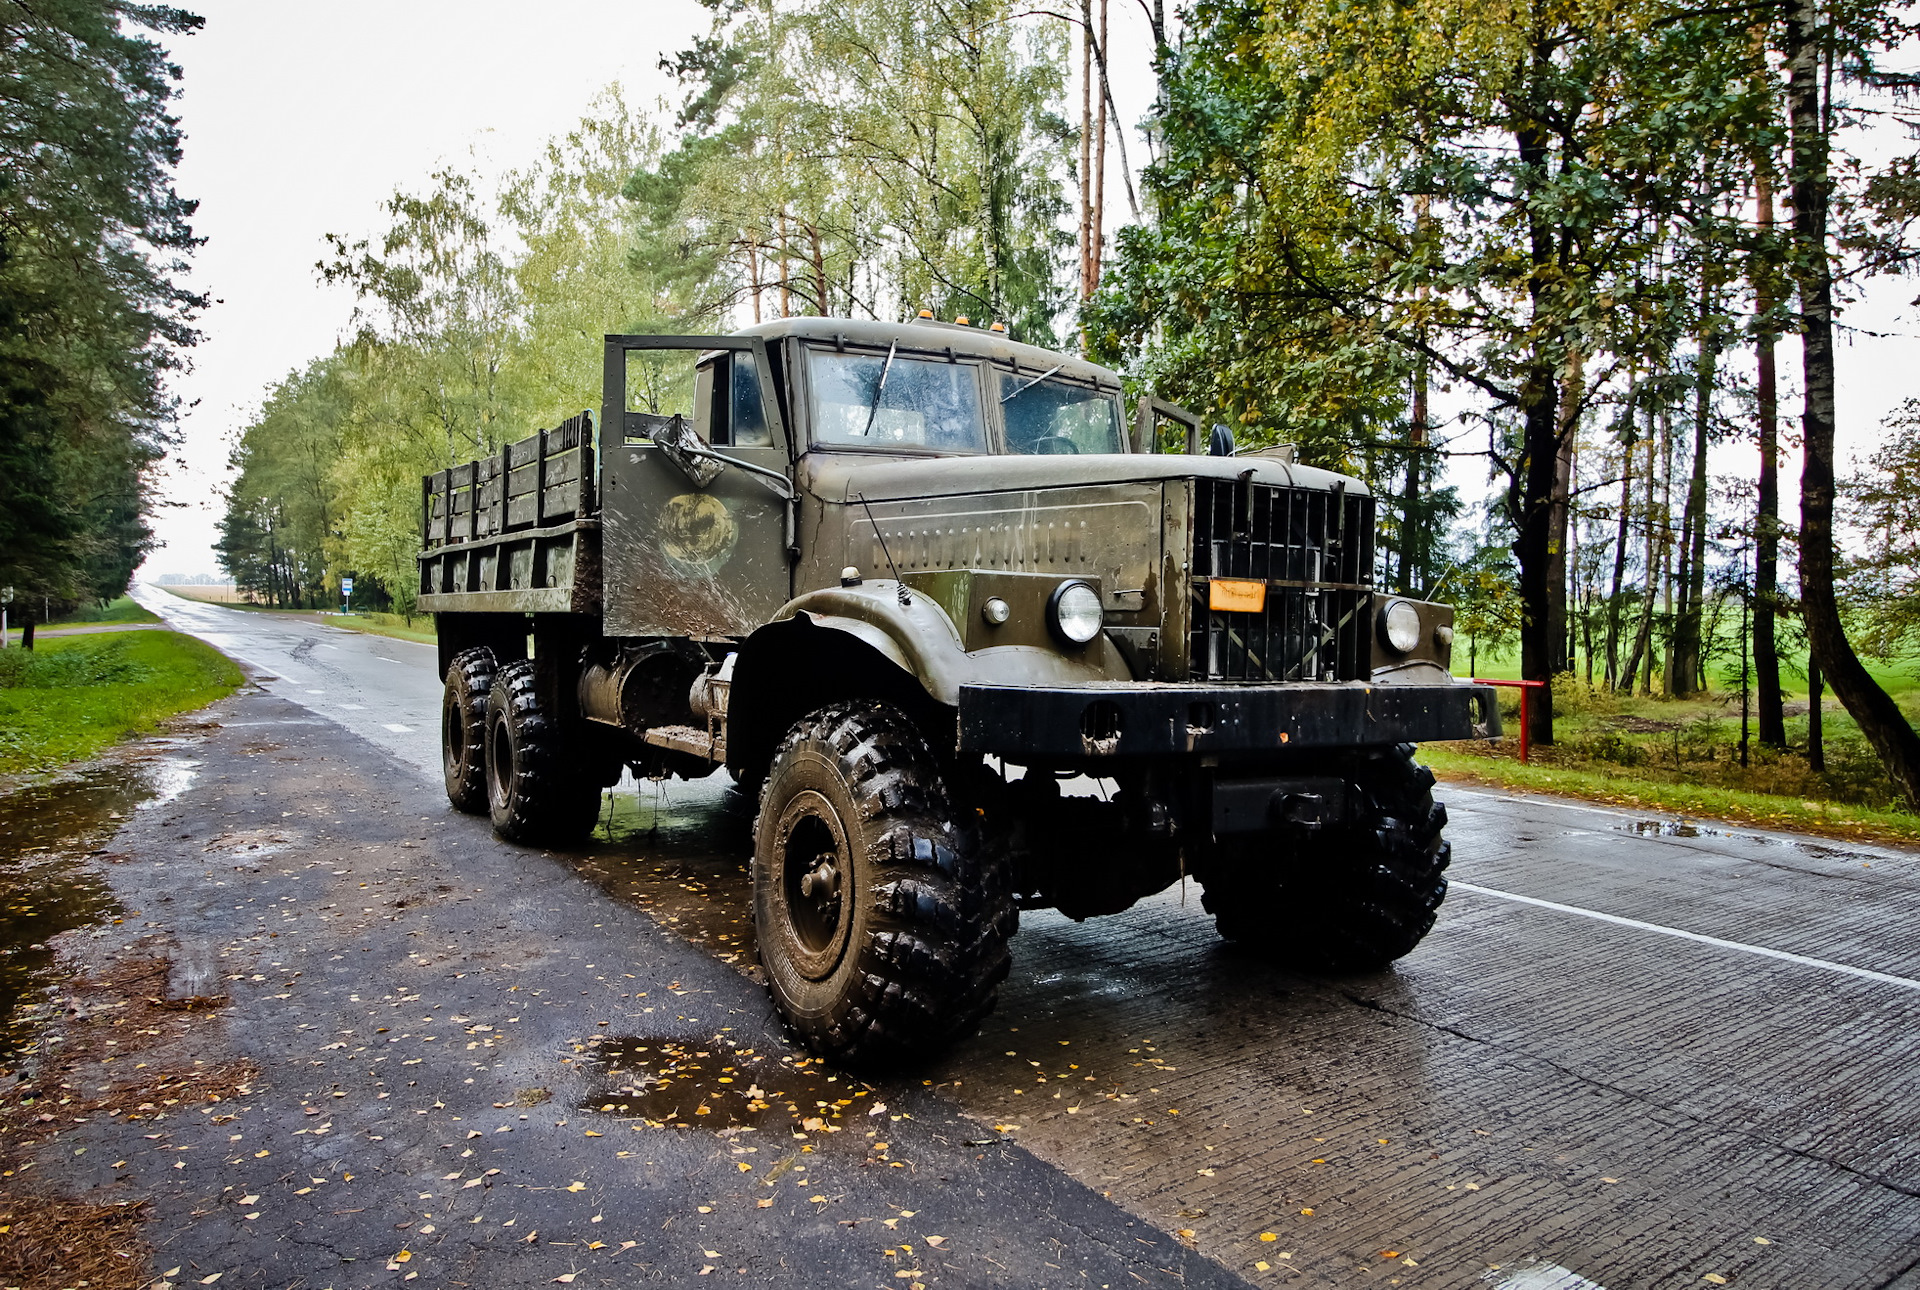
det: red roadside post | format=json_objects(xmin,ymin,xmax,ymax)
[{"xmin": 1470, "ymin": 678, "xmax": 1548, "ymax": 763}]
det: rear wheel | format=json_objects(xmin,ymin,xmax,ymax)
[
  {"xmin": 485, "ymin": 660, "xmax": 603, "ymax": 844},
  {"xmin": 1200, "ymin": 743, "xmax": 1450, "ymax": 971},
  {"xmin": 442, "ymin": 647, "xmax": 496, "ymax": 814},
  {"xmin": 752, "ymin": 701, "xmax": 1014, "ymax": 1067}
]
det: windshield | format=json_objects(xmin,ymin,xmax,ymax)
[
  {"xmin": 1000, "ymin": 373, "xmax": 1125, "ymax": 455},
  {"xmin": 808, "ymin": 350, "xmax": 988, "ymax": 452}
]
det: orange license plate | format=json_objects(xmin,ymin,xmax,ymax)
[{"xmin": 1208, "ymin": 578, "xmax": 1267, "ymax": 613}]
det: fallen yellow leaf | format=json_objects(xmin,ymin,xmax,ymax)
[
  {"xmin": 393, "ymin": 1251, "xmax": 412, "ymax": 1264},
  {"xmin": 566, "ymin": 1181, "xmax": 586, "ymax": 1193},
  {"xmin": 1259, "ymin": 1233, "xmax": 1277, "ymax": 1242}
]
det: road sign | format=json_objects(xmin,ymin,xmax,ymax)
[
  {"xmin": 341, "ymin": 577, "xmax": 354, "ymax": 595},
  {"xmin": 0, "ymin": 586, "xmax": 12, "ymax": 604}
]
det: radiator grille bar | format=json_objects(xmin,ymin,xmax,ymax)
[{"xmin": 1188, "ymin": 479, "xmax": 1375, "ymax": 683}]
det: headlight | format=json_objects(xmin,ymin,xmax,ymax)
[
  {"xmin": 1378, "ymin": 598, "xmax": 1423, "ymax": 654},
  {"xmin": 1048, "ymin": 581, "xmax": 1104, "ymax": 645}
]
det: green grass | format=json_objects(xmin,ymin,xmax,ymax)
[
  {"xmin": 4, "ymin": 595, "xmax": 158, "ymax": 638},
  {"xmin": 0, "ymin": 629, "xmax": 243, "ymax": 775},
  {"xmin": 328, "ymin": 612, "xmax": 437, "ymax": 646},
  {"xmin": 1426, "ymin": 667, "xmax": 1920, "ymax": 846},
  {"xmin": 56, "ymin": 595, "xmax": 160, "ymax": 626},
  {"xmin": 1423, "ymin": 743, "xmax": 1920, "ymax": 847}
]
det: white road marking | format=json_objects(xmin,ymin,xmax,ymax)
[
  {"xmin": 382, "ymin": 723, "xmax": 415, "ymax": 734},
  {"xmin": 1452, "ymin": 880, "xmax": 1920, "ymax": 993},
  {"xmin": 1483, "ymin": 1263, "xmax": 1608, "ymax": 1290},
  {"xmin": 340, "ymin": 704, "xmax": 365, "ymax": 711},
  {"xmin": 304, "ymin": 689, "xmax": 324, "ymax": 695},
  {"xmin": 318, "ymin": 644, "xmax": 340, "ymax": 651}
]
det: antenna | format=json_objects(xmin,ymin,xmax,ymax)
[{"xmin": 854, "ymin": 491, "xmax": 911, "ymax": 606}]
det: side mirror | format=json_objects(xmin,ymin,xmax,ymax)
[
  {"xmin": 1209, "ymin": 423, "xmax": 1236, "ymax": 457},
  {"xmin": 650, "ymin": 414, "xmax": 725, "ymax": 488}
]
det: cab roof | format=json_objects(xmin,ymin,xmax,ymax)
[{"xmin": 733, "ymin": 316, "xmax": 1123, "ymax": 391}]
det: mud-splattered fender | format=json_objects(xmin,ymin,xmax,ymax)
[{"xmin": 726, "ymin": 580, "xmax": 1130, "ymax": 776}]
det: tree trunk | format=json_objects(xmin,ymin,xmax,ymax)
[
  {"xmin": 1671, "ymin": 289, "xmax": 1716, "ymax": 697},
  {"xmin": 1397, "ymin": 361, "xmax": 1428, "ymax": 594},
  {"xmin": 809, "ymin": 224, "xmax": 829, "ymax": 316},
  {"xmin": 1516, "ymin": 377, "xmax": 1561, "ymax": 745},
  {"xmin": 1078, "ymin": 0, "xmax": 1094, "ymax": 300},
  {"xmin": 1785, "ymin": 0, "xmax": 1920, "ymax": 808},
  {"xmin": 1511, "ymin": 105, "xmax": 1561, "ymax": 748},
  {"xmin": 1546, "ymin": 354, "xmax": 1579, "ymax": 677},
  {"xmin": 1753, "ymin": 158, "xmax": 1786, "ymax": 746},
  {"xmin": 1605, "ymin": 401, "xmax": 1635, "ymax": 688}
]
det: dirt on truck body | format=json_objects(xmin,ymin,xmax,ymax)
[{"xmin": 418, "ymin": 315, "xmax": 1499, "ymax": 1065}]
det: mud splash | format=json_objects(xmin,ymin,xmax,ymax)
[
  {"xmin": 576, "ymin": 1033, "xmax": 876, "ymax": 1137},
  {"xmin": 0, "ymin": 752, "xmax": 197, "ymax": 1053}
]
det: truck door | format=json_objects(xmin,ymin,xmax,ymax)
[{"xmin": 599, "ymin": 334, "xmax": 793, "ymax": 638}]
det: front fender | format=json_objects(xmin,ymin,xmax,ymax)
[{"xmin": 767, "ymin": 580, "xmax": 1130, "ymax": 706}]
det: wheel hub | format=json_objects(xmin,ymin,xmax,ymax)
[{"xmin": 775, "ymin": 791, "xmax": 854, "ymax": 979}]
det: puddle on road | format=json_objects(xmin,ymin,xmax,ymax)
[
  {"xmin": 0, "ymin": 750, "xmax": 198, "ymax": 1054},
  {"xmin": 567, "ymin": 775, "xmax": 762, "ymax": 970},
  {"xmin": 1619, "ymin": 819, "xmax": 1708, "ymax": 839},
  {"xmin": 576, "ymin": 1033, "xmax": 875, "ymax": 1136}
]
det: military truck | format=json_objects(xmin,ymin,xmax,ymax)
[{"xmin": 418, "ymin": 317, "xmax": 1498, "ymax": 1065}]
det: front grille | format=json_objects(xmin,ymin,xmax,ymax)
[{"xmin": 1189, "ymin": 478, "xmax": 1375, "ymax": 682}]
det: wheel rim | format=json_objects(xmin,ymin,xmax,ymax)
[
  {"xmin": 487, "ymin": 710, "xmax": 513, "ymax": 810},
  {"xmin": 443, "ymin": 688, "xmax": 464, "ymax": 779},
  {"xmin": 774, "ymin": 790, "xmax": 854, "ymax": 980}
]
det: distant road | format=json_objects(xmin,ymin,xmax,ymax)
[{"xmin": 132, "ymin": 582, "xmax": 443, "ymax": 780}]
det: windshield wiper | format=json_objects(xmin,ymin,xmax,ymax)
[
  {"xmin": 1000, "ymin": 364, "xmax": 1064, "ymax": 404},
  {"xmin": 858, "ymin": 340, "xmax": 898, "ymax": 436}
]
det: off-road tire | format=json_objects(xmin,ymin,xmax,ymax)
[
  {"xmin": 752, "ymin": 701, "xmax": 1015, "ymax": 1067},
  {"xmin": 485, "ymin": 659, "xmax": 603, "ymax": 845},
  {"xmin": 442, "ymin": 647, "xmax": 497, "ymax": 814},
  {"xmin": 1201, "ymin": 743, "xmax": 1450, "ymax": 971}
]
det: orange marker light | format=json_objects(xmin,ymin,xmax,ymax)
[
  {"xmin": 954, "ymin": 315, "xmax": 970, "ymax": 326},
  {"xmin": 1208, "ymin": 578, "xmax": 1267, "ymax": 613},
  {"xmin": 989, "ymin": 321, "xmax": 1007, "ymax": 333},
  {"xmin": 917, "ymin": 309, "xmax": 934, "ymax": 318}
]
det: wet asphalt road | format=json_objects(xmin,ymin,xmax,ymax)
[{"xmin": 69, "ymin": 586, "xmax": 1920, "ymax": 1286}]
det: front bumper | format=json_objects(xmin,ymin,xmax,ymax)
[{"xmin": 956, "ymin": 680, "xmax": 1499, "ymax": 760}]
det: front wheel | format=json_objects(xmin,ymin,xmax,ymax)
[
  {"xmin": 485, "ymin": 660, "xmax": 603, "ymax": 844},
  {"xmin": 1199, "ymin": 743, "xmax": 1450, "ymax": 971},
  {"xmin": 752, "ymin": 701, "xmax": 1014, "ymax": 1067}
]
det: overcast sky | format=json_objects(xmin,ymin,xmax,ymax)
[{"xmin": 146, "ymin": 3, "xmax": 1912, "ymax": 578}]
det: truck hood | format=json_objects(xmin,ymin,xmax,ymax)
[{"xmin": 802, "ymin": 450, "xmax": 1367, "ymax": 505}]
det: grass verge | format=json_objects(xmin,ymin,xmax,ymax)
[
  {"xmin": 1422, "ymin": 743, "xmax": 1920, "ymax": 849},
  {"xmin": 0, "ymin": 630, "xmax": 243, "ymax": 775},
  {"xmin": 325, "ymin": 611, "xmax": 437, "ymax": 646},
  {"xmin": 3, "ymin": 595, "xmax": 159, "ymax": 640}
]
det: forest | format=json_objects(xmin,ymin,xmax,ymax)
[
  {"xmin": 0, "ymin": 1, "xmax": 204, "ymax": 617},
  {"xmin": 208, "ymin": 0, "xmax": 1920, "ymax": 811}
]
